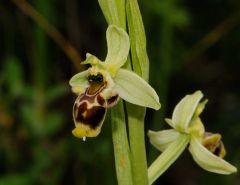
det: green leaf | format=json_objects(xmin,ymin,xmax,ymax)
[
  {"xmin": 172, "ymin": 90, "xmax": 203, "ymax": 131},
  {"xmin": 3, "ymin": 56, "xmax": 24, "ymax": 97},
  {"xmin": 105, "ymin": 25, "xmax": 130, "ymax": 73},
  {"xmin": 148, "ymin": 129, "xmax": 180, "ymax": 152},
  {"xmin": 114, "ymin": 68, "xmax": 160, "ymax": 110},
  {"xmin": 69, "ymin": 70, "xmax": 89, "ymax": 94},
  {"xmin": 98, "ymin": 0, "xmax": 126, "ymax": 28},
  {"xmin": 189, "ymin": 137, "xmax": 237, "ymax": 174},
  {"xmin": 126, "ymin": 0, "xmax": 149, "ymax": 81}
]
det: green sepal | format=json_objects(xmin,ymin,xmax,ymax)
[
  {"xmin": 164, "ymin": 118, "xmax": 176, "ymax": 129},
  {"xmin": 69, "ymin": 70, "xmax": 89, "ymax": 94},
  {"xmin": 188, "ymin": 117, "xmax": 205, "ymax": 137},
  {"xmin": 105, "ymin": 25, "xmax": 130, "ymax": 75},
  {"xmin": 172, "ymin": 90, "xmax": 203, "ymax": 131},
  {"xmin": 114, "ymin": 68, "xmax": 160, "ymax": 110},
  {"xmin": 189, "ymin": 137, "xmax": 237, "ymax": 174},
  {"xmin": 193, "ymin": 99, "xmax": 208, "ymax": 118},
  {"xmin": 148, "ymin": 129, "xmax": 180, "ymax": 152},
  {"xmin": 82, "ymin": 53, "xmax": 99, "ymax": 65}
]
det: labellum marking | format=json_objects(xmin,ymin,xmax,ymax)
[
  {"xmin": 73, "ymin": 88, "xmax": 107, "ymax": 129},
  {"xmin": 72, "ymin": 72, "xmax": 120, "ymax": 138},
  {"xmin": 202, "ymin": 132, "xmax": 226, "ymax": 158},
  {"xmin": 106, "ymin": 93, "xmax": 119, "ymax": 108}
]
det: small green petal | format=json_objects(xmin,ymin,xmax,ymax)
[
  {"xmin": 189, "ymin": 137, "xmax": 237, "ymax": 174},
  {"xmin": 114, "ymin": 68, "xmax": 160, "ymax": 110},
  {"xmin": 172, "ymin": 90, "xmax": 203, "ymax": 132},
  {"xmin": 193, "ymin": 99, "xmax": 208, "ymax": 118},
  {"xmin": 148, "ymin": 129, "xmax": 180, "ymax": 152},
  {"xmin": 105, "ymin": 25, "xmax": 130, "ymax": 74},
  {"xmin": 69, "ymin": 70, "xmax": 89, "ymax": 94},
  {"xmin": 82, "ymin": 53, "xmax": 102, "ymax": 66},
  {"xmin": 188, "ymin": 117, "xmax": 205, "ymax": 137}
]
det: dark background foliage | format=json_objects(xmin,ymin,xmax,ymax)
[{"xmin": 0, "ymin": 0, "xmax": 239, "ymax": 185}]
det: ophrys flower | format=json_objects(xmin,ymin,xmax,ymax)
[
  {"xmin": 69, "ymin": 25, "xmax": 160, "ymax": 140},
  {"xmin": 148, "ymin": 91, "xmax": 237, "ymax": 176}
]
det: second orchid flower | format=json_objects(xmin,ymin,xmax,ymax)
[{"xmin": 148, "ymin": 91, "xmax": 237, "ymax": 184}]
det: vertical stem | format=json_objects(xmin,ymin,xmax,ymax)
[
  {"xmin": 111, "ymin": 101, "xmax": 133, "ymax": 185},
  {"xmin": 98, "ymin": 1, "xmax": 134, "ymax": 184},
  {"xmin": 127, "ymin": 104, "xmax": 148, "ymax": 185},
  {"xmin": 126, "ymin": 0, "xmax": 149, "ymax": 184},
  {"xmin": 99, "ymin": 0, "xmax": 150, "ymax": 184}
]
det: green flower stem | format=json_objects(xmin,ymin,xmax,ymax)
[
  {"xmin": 111, "ymin": 101, "xmax": 133, "ymax": 185},
  {"xmin": 148, "ymin": 134, "xmax": 190, "ymax": 185},
  {"xmin": 98, "ymin": 1, "xmax": 134, "ymax": 184},
  {"xmin": 127, "ymin": 104, "xmax": 148, "ymax": 185},
  {"xmin": 99, "ymin": 1, "xmax": 151, "ymax": 184},
  {"xmin": 126, "ymin": 0, "xmax": 150, "ymax": 184}
]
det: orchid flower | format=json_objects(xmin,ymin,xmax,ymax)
[
  {"xmin": 69, "ymin": 25, "xmax": 160, "ymax": 140},
  {"xmin": 148, "ymin": 91, "xmax": 236, "ymax": 183}
]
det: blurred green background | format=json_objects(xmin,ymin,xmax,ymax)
[{"xmin": 0, "ymin": 0, "xmax": 240, "ymax": 185}]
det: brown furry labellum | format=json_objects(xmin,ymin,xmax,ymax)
[{"xmin": 72, "ymin": 73, "xmax": 119, "ymax": 139}]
